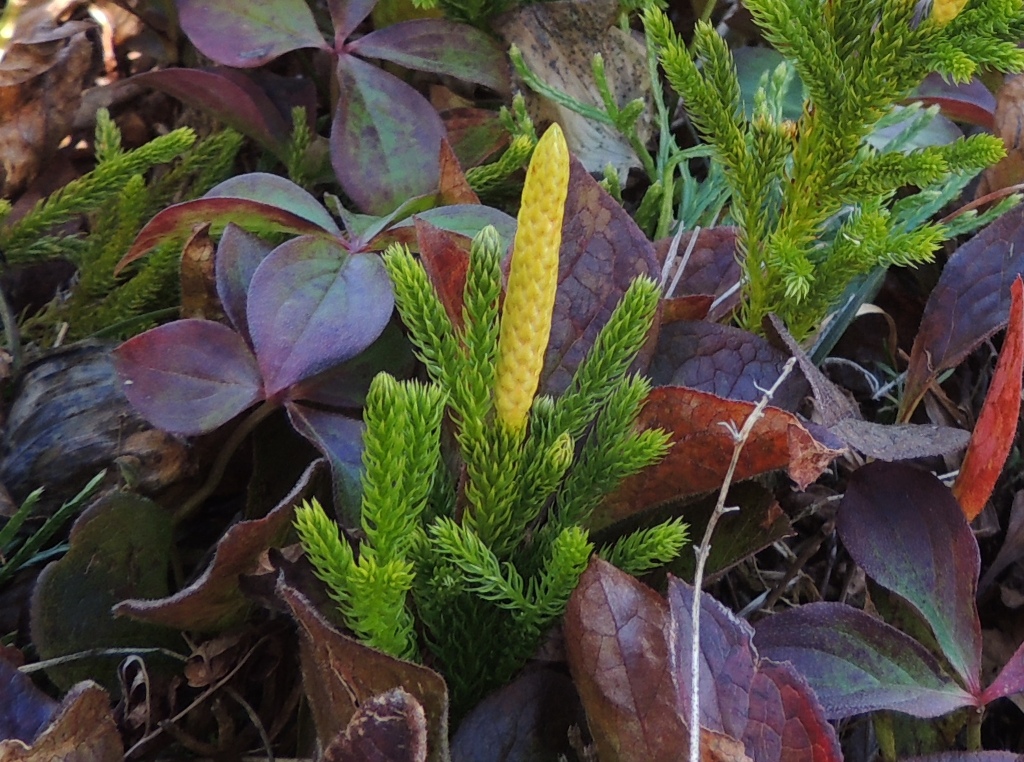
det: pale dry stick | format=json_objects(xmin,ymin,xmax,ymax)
[{"xmin": 688, "ymin": 356, "xmax": 797, "ymax": 762}]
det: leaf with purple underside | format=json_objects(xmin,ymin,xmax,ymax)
[{"xmin": 216, "ymin": 224, "xmax": 275, "ymax": 341}]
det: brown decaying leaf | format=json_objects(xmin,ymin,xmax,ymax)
[
  {"xmin": 977, "ymin": 75, "xmax": 1024, "ymax": 199},
  {"xmin": 114, "ymin": 459, "xmax": 326, "ymax": 631},
  {"xmin": 596, "ymin": 386, "xmax": 843, "ymax": 528},
  {"xmin": 0, "ymin": 682, "xmax": 121, "ymax": 762},
  {"xmin": 542, "ymin": 158, "xmax": 662, "ymax": 395},
  {"xmin": 277, "ymin": 579, "xmax": 450, "ymax": 762},
  {"xmin": 179, "ymin": 223, "xmax": 224, "ymax": 321},
  {"xmin": 322, "ymin": 688, "xmax": 428, "ymax": 762},
  {"xmin": 655, "ymin": 227, "xmax": 741, "ymax": 320},
  {"xmin": 437, "ymin": 138, "xmax": 480, "ymax": 207},
  {"xmin": 903, "ymin": 203, "xmax": 1024, "ymax": 419},
  {"xmin": 414, "ymin": 219, "xmax": 472, "ymax": 331},
  {"xmin": 953, "ymin": 276, "xmax": 1024, "ymax": 520},
  {"xmin": 661, "ymin": 295, "xmax": 713, "ymax": 322}
]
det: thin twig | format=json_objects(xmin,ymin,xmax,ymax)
[{"xmin": 688, "ymin": 357, "xmax": 796, "ymax": 762}]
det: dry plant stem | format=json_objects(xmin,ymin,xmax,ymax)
[
  {"xmin": 688, "ymin": 357, "xmax": 797, "ymax": 762},
  {"xmin": 173, "ymin": 400, "xmax": 278, "ymax": 525}
]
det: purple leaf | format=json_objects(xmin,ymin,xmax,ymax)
[
  {"xmin": 287, "ymin": 403, "xmax": 365, "ymax": 527},
  {"xmin": 0, "ymin": 657, "xmax": 58, "ymax": 743},
  {"xmin": 381, "ymin": 205, "xmax": 517, "ymax": 249},
  {"xmin": 837, "ymin": 461, "xmax": 982, "ymax": 693},
  {"xmin": 348, "ymin": 20, "xmax": 509, "ymax": 93},
  {"xmin": 113, "ymin": 320, "xmax": 264, "ymax": 436},
  {"xmin": 216, "ymin": 224, "xmax": 275, "ymax": 341},
  {"xmin": 981, "ymin": 638, "xmax": 1024, "ymax": 705},
  {"xmin": 130, "ymin": 68, "xmax": 291, "ymax": 156},
  {"xmin": 205, "ymin": 173, "xmax": 342, "ymax": 235},
  {"xmin": 247, "ymin": 238, "xmax": 394, "ymax": 396},
  {"xmin": 328, "ymin": 0, "xmax": 377, "ymax": 46},
  {"xmin": 176, "ymin": 0, "xmax": 328, "ymax": 68},
  {"xmin": 331, "ymin": 55, "xmax": 444, "ymax": 215},
  {"xmin": 754, "ymin": 602, "xmax": 977, "ymax": 719},
  {"xmin": 667, "ymin": 578, "xmax": 842, "ymax": 761},
  {"xmin": 913, "ymin": 73, "xmax": 996, "ymax": 130}
]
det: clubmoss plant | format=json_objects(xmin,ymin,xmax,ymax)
[
  {"xmin": 645, "ymin": 0, "xmax": 1024, "ymax": 339},
  {"xmin": 296, "ymin": 124, "xmax": 688, "ymax": 715}
]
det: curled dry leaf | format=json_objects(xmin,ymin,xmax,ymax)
[
  {"xmin": 179, "ymin": 223, "xmax": 223, "ymax": 321},
  {"xmin": 322, "ymin": 688, "xmax": 428, "ymax": 762},
  {"xmin": 496, "ymin": 0, "xmax": 653, "ymax": 178}
]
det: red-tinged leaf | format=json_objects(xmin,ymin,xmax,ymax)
[
  {"xmin": 444, "ymin": 108, "xmax": 509, "ymax": 169},
  {"xmin": 913, "ymin": 73, "xmax": 996, "ymax": 130},
  {"xmin": 215, "ymin": 224, "xmax": 275, "ymax": 341},
  {"xmin": 438, "ymin": 138, "xmax": 480, "ymax": 206},
  {"xmin": 130, "ymin": 68, "xmax": 291, "ymax": 155},
  {"xmin": 980, "ymin": 636, "xmax": 1024, "ymax": 704},
  {"xmin": 348, "ymin": 20, "xmax": 509, "ymax": 93},
  {"xmin": 655, "ymin": 227, "xmax": 740, "ymax": 320},
  {"xmin": 563, "ymin": 558, "xmax": 687, "ymax": 762},
  {"xmin": 332, "ymin": 55, "xmax": 445, "ymax": 215},
  {"xmin": 114, "ymin": 460, "xmax": 323, "ymax": 632},
  {"xmin": 206, "ymin": 173, "xmax": 342, "ymax": 235},
  {"xmin": 113, "ymin": 320, "xmax": 263, "ymax": 436},
  {"xmin": 543, "ymin": 158, "xmax": 661, "ymax": 395},
  {"xmin": 328, "ymin": 0, "xmax": 377, "ymax": 44},
  {"xmin": 247, "ymin": 238, "xmax": 393, "ymax": 396},
  {"xmin": 661, "ymin": 295, "xmax": 713, "ymax": 322},
  {"xmin": 323, "ymin": 688, "xmax": 428, "ymax": 762},
  {"xmin": 116, "ymin": 319, "xmax": 261, "ymax": 430},
  {"xmin": 598, "ymin": 387, "xmax": 843, "ymax": 528},
  {"xmin": 116, "ymin": 197, "xmax": 334, "ymax": 275},
  {"xmin": 451, "ymin": 670, "xmax": 587, "ymax": 762},
  {"xmin": 277, "ymin": 579, "xmax": 450, "ymax": 762},
  {"xmin": 176, "ymin": 0, "xmax": 328, "ymax": 68},
  {"xmin": 30, "ymin": 494, "xmax": 177, "ymax": 690},
  {"xmin": 902, "ymin": 205, "xmax": 1024, "ymax": 419},
  {"xmin": 648, "ymin": 320, "xmax": 808, "ymax": 411},
  {"xmin": 0, "ymin": 682, "xmax": 122, "ymax": 761},
  {"xmin": 667, "ymin": 578, "xmax": 842, "ymax": 762},
  {"xmin": 287, "ymin": 405, "xmax": 364, "ymax": 527},
  {"xmin": 953, "ymin": 276, "xmax": 1024, "ymax": 520},
  {"xmin": 381, "ymin": 205, "xmax": 517, "ymax": 249},
  {"xmin": 415, "ymin": 219, "xmax": 471, "ymax": 330},
  {"xmin": 904, "ymin": 755, "xmax": 1024, "ymax": 761},
  {"xmin": 0, "ymin": 657, "xmax": 57, "ymax": 743},
  {"xmin": 837, "ymin": 461, "xmax": 983, "ymax": 693},
  {"xmin": 754, "ymin": 602, "xmax": 977, "ymax": 719}
]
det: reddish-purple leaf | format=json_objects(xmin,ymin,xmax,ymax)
[
  {"xmin": 443, "ymin": 108, "xmax": 509, "ymax": 169},
  {"xmin": 176, "ymin": 0, "xmax": 328, "ymax": 68},
  {"xmin": 543, "ymin": 158, "xmax": 661, "ymax": 395},
  {"xmin": 348, "ymin": 20, "xmax": 509, "ymax": 93},
  {"xmin": 451, "ymin": 670, "xmax": 586, "ymax": 762},
  {"xmin": 286, "ymin": 405, "xmax": 364, "ymax": 527},
  {"xmin": 0, "ymin": 657, "xmax": 57, "ymax": 743},
  {"xmin": 114, "ymin": 460, "xmax": 323, "ymax": 631},
  {"xmin": 130, "ymin": 68, "xmax": 291, "ymax": 156},
  {"xmin": 913, "ymin": 73, "xmax": 996, "ymax": 130},
  {"xmin": 206, "ymin": 173, "xmax": 342, "ymax": 235},
  {"xmin": 563, "ymin": 558, "xmax": 687, "ymax": 762},
  {"xmin": 380, "ymin": 205, "xmax": 517, "ymax": 250},
  {"xmin": 648, "ymin": 320, "xmax": 808, "ymax": 411},
  {"xmin": 323, "ymin": 688, "xmax": 428, "ymax": 762},
  {"xmin": 837, "ymin": 461, "xmax": 982, "ymax": 693},
  {"xmin": 754, "ymin": 602, "xmax": 977, "ymax": 719},
  {"xmin": 247, "ymin": 238, "xmax": 393, "ymax": 396},
  {"xmin": 981, "ymin": 637, "xmax": 1024, "ymax": 705},
  {"xmin": 116, "ymin": 197, "xmax": 334, "ymax": 274},
  {"xmin": 667, "ymin": 578, "xmax": 842, "ymax": 762},
  {"xmin": 952, "ymin": 276, "xmax": 1024, "ymax": 520},
  {"xmin": 902, "ymin": 205, "xmax": 1024, "ymax": 418},
  {"xmin": 332, "ymin": 55, "xmax": 444, "ymax": 215},
  {"xmin": 415, "ymin": 220, "xmax": 471, "ymax": 330},
  {"xmin": 215, "ymin": 224, "xmax": 275, "ymax": 341},
  {"xmin": 328, "ymin": 0, "xmax": 377, "ymax": 45},
  {"xmin": 113, "ymin": 320, "xmax": 263, "ymax": 436}
]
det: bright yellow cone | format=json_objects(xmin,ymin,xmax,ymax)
[{"xmin": 494, "ymin": 124, "xmax": 570, "ymax": 433}]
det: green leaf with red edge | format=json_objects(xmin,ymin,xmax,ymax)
[
  {"xmin": 176, "ymin": 0, "xmax": 328, "ymax": 68},
  {"xmin": 837, "ymin": 461, "xmax": 983, "ymax": 693},
  {"xmin": 543, "ymin": 158, "xmax": 662, "ymax": 396},
  {"xmin": 131, "ymin": 68, "xmax": 292, "ymax": 157},
  {"xmin": 215, "ymin": 224, "xmax": 275, "ymax": 341},
  {"xmin": 247, "ymin": 238, "xmax": 394, "ymax": 397},
  {"xmin": 754, "ymin": 602, "xmax": 977, "ymax": 719},
  {"xmin": 380, "ymin": 205, "xmax": 517, "ymax": 250},
  {"xmin": 597, "ymin": 386, "xmax": 844, "ymax": 529},
  {"xmin": 323, "ymin": 689, "xmax": 428, "ymax": 762},
  {"xmin": 563, "ymin": 558, "xmax": 687, "ymax": 762},
  {"xmin": 902, "ymin": 206, "xmax": 1024, "ymax": 419},
  {"xmin": 347, "ymin": 20, "xmax": 509, "ymax": 93},
  {"xmin": 277, "ymin": 578, "xmax": 450, "ymax": 762},
  {"xmin": 952, "ymin": 276, "xmax": 1024, "ymax": 520},
  {"xmin": 206, "ymin": 173, "xmax": 342, "ymax": 234},
  {"xmin": 332, "ymin": 55, "xmax": 445, "ymax": 215},
  {"xmin": 113, "ymin": 319, "xmax": 263, "ymax": 436},
  {"xmin": 666, "ymin": 577, "xmax": 842, "ymax": 762},
  {"xmin": 444, "ymin": 108, "xmax": 509, "ymax": 169},
  {"xmin": 113, "ymin": 459, "xmax": 324, "ymax": 632}
]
